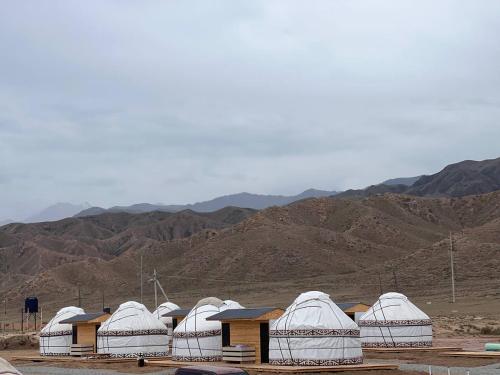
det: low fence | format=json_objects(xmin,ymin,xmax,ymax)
[{"xmin": 1, "ymin": 321, "xmax": 44, "ymax": 332}]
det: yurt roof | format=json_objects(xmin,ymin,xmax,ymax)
[
  {"xmin": 360, "ymin": 292, "xmax": 430, "ymax": 321},
  {"xmin": 99, "ymin": 301, "xmax": 167, "ymax": 332},
  {"xmin": 194, "ymin": 296, "xmax": 224, "ymax": 308},
  {"xmin": 41, "ymin": 306, "xmax": 85, "ymax": 333},
  {"xmin": 153, "ymin": 301, "xmax": 180, "ymax": 318},
  {"xmin": 273, "ymin": 291, "xmax": 358, "ymax": 330}
]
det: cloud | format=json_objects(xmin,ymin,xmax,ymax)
[{"xmin": 1, "ymin": 0, "xmax": 500, "ymax": 220}]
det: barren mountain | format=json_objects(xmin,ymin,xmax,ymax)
[
  {"xmin": 407, "ymin": 157, "xmax": 500, "ymax": 197},
  {"xmin": 75, "ymin": 189, "xmax": 338, "ymax": 217},
  {"xmin": 1, "ymin": 192, "xmax": 499, "ymax": 319},
  {"xmin": 338, "ymin": 157, "xmax": 500, "ymax": 199}
]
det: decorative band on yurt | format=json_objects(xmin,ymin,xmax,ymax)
[
  {"xmin": 270, "ymin": 328, "xmax": 360, "ymax": 337},
  {"xmin": 270, "ymin": 357, "xmax": 364, "ymax": 366},
  {"xmin": 39, "ymin": 331, "xmax": 73, "ymax": 337},
  {"xmin": 173, "ymin": 329, "xmax": 222, "ymax": 339},
  {"xmin": 362, "ymin": 341, "xmax": 432, "ymax": 348},
  {"xmin": 172, "ymin": 355, "xmax": 222, "ymax": 362},
  {"xmin": 358, "ymin": 319, "xmax": 431, "ymax": 327},
  {"xmin": 97, "ymin": 329, "xmax": 169, "ymax": 337}
]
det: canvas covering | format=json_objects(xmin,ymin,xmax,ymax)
[
  {"xmin": 152, "ymin": 301, "xmax": 180, "ymax": 338},
  {"xmin": 358, "ymin": 292, "xmax": 432, "ymax": 348},
  {"xmin": 172, "ymin": 298, "xmax": 243, "ymax": 361},
  {"xmin": 97, "ymin": 301, "xmax": 169, "ymax": 357},
  {"xmin": 269, "ymin": 291, "xmax": 363, "ymax": 366},
  {"xmin": 39, "ymin": 306, "xmax": 85, "ymax": 356}
]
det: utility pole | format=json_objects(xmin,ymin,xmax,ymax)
[
  {"xmin": 153, "ymin": 269, "xmax": 158, "ymax": 310},
  {"xmin": 140, "ymin": 253, "xmax": 143, "ymax": 304},
  {"xmin": 392, "ymin": 268, "xmax": 400, "ymax": 292},
  {"xmin": 449, "ymin": 232, "xmax": 456, "ymax": 303}
]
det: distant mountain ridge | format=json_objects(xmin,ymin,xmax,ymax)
[
  {"xmin": 337, "ymin": 157, "xmax": 500, "ymax": 199},
  {"xmin": 75, "ymin": 188, "xmax": 338, "ymax": 217},
  {"xmin": 24, "ymin": 202, "xmax": 91, "ymax": 223},
  {"xmin": 382, "ymin": 176, "xmax": 422, "ymax": 186}
]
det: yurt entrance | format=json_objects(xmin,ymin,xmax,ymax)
[
  {"xmin": 260, "ymin": 322, "xmax": 269, "ymax": 363},
  {"xmin": 72, "ymin": 326, "xmax": 78, "ymax": 345}
]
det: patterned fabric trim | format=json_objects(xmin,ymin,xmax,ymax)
[
  {"xmin": 362, "ymin": 341, "xmax": 432, "ymax": 348},
  {"xmin": 270, "ymin": 329, "xmax": 360, "ymax": 337},
  {"xmin": 173, "ymin": 329, "xmax": 222, "ymax": 338},
  {"xmin": 106, "ymin": 351, "xmax": 168, "ymax": 358},
  {"xmin": 358, "ymin": 319, "xmax": 432, "ymax": 327},
  {"xmin": 97, "ymin": 329, "xmax": 169, "ymax": 337},
  {"xmin": 40, "ymin": 331, "xmax": 72, "ymax": 337},
  {"xmin": 173, "ymin": 355, "xmax": 222, "ymax": 362},
  {"xmin": 40, "ymin": 353, "xmax": 70, "ymax": 356},
  {"xmin": 270, "ymin": 356, "xmax": 363, "ymax": 366}
]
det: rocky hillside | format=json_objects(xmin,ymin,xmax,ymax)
[
  {"xmin": 408, "ymin": 157, "xmax": 500, "ymax": 197},
  {"xmin": 338, "ymin": 157, "xmax": 500, "ymax": 198},
  {"xmin": 1, "ymin": 192, "xmax": 499, "ymax": 318}
]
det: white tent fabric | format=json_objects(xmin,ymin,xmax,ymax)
[
  {"xmin": 0, "ymin": 357, "xmax": 23, "ymax": 374},
  {"xmin": 152, "ymin": 301, "xmax": 180, "ymax": 337},
  {"xmin": 172, "ymin": 297, "xmax": 243, "ymax": 362},
  {"xmin": 97, "ymin": 301, "xmax": 169, "ymax": 357},
  {"xmin": 39, "ymin": 306, "xmax": 85, "ymax": 356},
  {"xmin": 359, "ymin": 292, "xmax": 432, "ymax": 348},
  {"xmin": 269, "ymin": 291, "xmax": 363, "ymax": 366}
]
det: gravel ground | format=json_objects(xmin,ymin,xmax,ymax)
[
  {"xmin": 400, "ymin": 362, "xmax": 500, "ymax": 375},
  {"xmin": 17, "ymin": 366, "xmax": 176, "ymax": 375}
]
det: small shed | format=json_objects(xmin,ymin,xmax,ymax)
[
  {"xmin": 162, "ymin": 308, "xmax": 191, "ymax": 331},
  {"xmin": 207, "ymin": 307, "xmax": 284, "ymax": 364},
  {"xmin": 337, "ymin": 302, "xmax": 371, "ymax": 323},
  {"xmin": 60, "ymin": 311, "xmax": 111, "ymax": 352}
]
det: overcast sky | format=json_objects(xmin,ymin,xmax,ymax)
[{"xmin": 1, "ymin": 1, "xmax": 500, "ymax": 220}]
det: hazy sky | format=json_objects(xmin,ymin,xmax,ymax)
[{"xmin": 1, "ymin": 1, "xmax": 500, "ymax": 220}]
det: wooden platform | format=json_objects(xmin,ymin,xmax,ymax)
[
  {"xmin": 147, "ymin": 359, "xmax": 398, "ymax": 373},
  {"xmin": 11, "ymin": 355, "xmax": 167, "ymax": 364},
  {"xmin": 439, "ymin": 351, "xmax": 500, "ymax": 358},
  {"xmin": 363, "ymin": 346, "xmax": 462, "ymax": 353}
]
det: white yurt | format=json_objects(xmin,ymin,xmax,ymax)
[
  {"xmin": 269, "ymin": 291, "xmax": 363, "ymax": 366},
  {"xmin": 358, "ymin": 292, "xmax": 432, "ymax": 348},
  {"xmin": 152, "ymin": 301, "xmax": 180, "ymax": 337},
  {"xmin": 39, "ymin": 306, "xmax": 85, "ymax": 356},
  {"xmin": 97, "ymin": 301, "xmax": 169, "ymax": 357},
  {"xmin": 172, "ymin": 297, "xmax": 243, "ymax": 361}
]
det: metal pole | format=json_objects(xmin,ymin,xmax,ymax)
[
  {"xmin": 450, "ymin": 232, "xmax": 456, "ymax": 303},
  {"xmin": 153, "ymin": 269, "xmax": 158, "ymax": 310},
  {"xmin": 392, "ymin": 268, "xmax": 399, "ymax": 292}
]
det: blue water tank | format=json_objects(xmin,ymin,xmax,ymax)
[{"xmin": 25, "ymin": 297, "xmax": 38, "ymax": 313}]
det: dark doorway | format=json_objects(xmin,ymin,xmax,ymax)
[
  {"xmin": 222, "ymin": 323, "xmax": 230, "ymax": 347},
  {"xmin": 95, "ymin": 324, "xmax": 100, "ymax": 349},
  {"xmin": 260, "ymin": 322, "xmax": 269, "ymax": 363},
  {"xmin": 72, "ymin": 325, "xmax": 78, "ymax": 345},
  {"xmin": 172, "ymin": 318, "xmax": 178, "ymax": 330}
]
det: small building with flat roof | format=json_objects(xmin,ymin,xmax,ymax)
[
  {"xmin": 207, "ymin": 307, "xmax": 284, "ymax": 364},
  {"xmin": 60, "ymin": 311, "xmax": 111, "ymax": 352}
]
